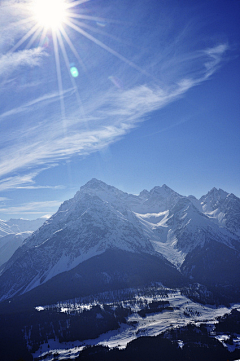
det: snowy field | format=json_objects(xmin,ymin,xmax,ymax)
[{"xmin": 32, "ymin": 291, "xmax": 240, "ymax": 361}]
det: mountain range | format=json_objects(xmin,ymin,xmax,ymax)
[
  {"xmin": 0, "ymin": 178, "xmax": 239, "ymax": 307},
  {"xmin": 0, "ymin": 218, "xmax": 45, "ymax": 269},
  {"xmin": 0, "ymin": 217, "xmax": 45, "ymax": 237}
]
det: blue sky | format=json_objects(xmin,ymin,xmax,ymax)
[{"xmin": 0, "ymin": 0, "xmax": 239, "ymax": 220}]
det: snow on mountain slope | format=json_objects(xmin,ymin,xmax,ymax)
[
  {"xmin": 187, "ymin": 195, "xmax": 202, "ymax": 211},
  {"xmin": 136, "ymin": 197, "xmax": 239, "ymax": 268},
  {"xmin": 78, "ymin": 179, "xmax": 181, "ymax": 214},
  {"xmin": 0, "ymin": 179, "xmax": 239, "ymax": 302},
  {"xmin": 0, "ymin": 191, "xmax": 156, "ymax": 301},
  {"xmin": 200, "ymin": 188, "xmax": 240, "ymax": 236},
  {"xmin": 134, "ymin": 184, "xmax": 182, "ymax": 214},
  {"xmin": 136, "ymin": 211, "xmax": 169, "ymax": 225},
  {"xmin": 200, "ymin": 187, "xmax": 229, "ymax": 213}
]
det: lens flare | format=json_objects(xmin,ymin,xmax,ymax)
[
  {"xmin": 9, "ymin": 0, "xmax": 146, "ymax": 125},
  {"xmin": 70, "ymin": 66, "xmax": 79, "ymax": 77}
]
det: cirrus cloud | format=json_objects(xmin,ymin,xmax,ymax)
[{"xmin": 0, "ymin": 43, "xmax": 228, "ymax": 191}]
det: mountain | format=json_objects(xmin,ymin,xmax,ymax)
[
  {"xmin": 200, "ymin": 187, "xmax": 229, "ymax": 213},
  {"xmin": 0, "ymin": 179, "xmax": 239, "ymax": 305},
  {"xmin": 200, "ymin": 188, "xmax": 240, "ymax": 236},
  {"xmin": 136, "ymin": 184, "xmax": 182, "ymax": 213},
  {"xmin": 5, "ymin": 218, "xmax": 46, "ymax": 234},
  {"xmin": 181, "ymin": 239, "xmax": 240, "ymax": 299},
  {"xmin": 0, "ymin": 232, "xmax": 32, "ymax": 268},
  {"xmin": 78, "ymin": 178, "xmax": 181, "ymax": 214},
  {"xmin": 0, "ymin": 220, "xmax": 14, "ymax": 237},
  {"xmin": 0, "ymin": 249, "xmax": 184, "ymax": 313},
  {"xmin": 0, "ymin": 182, "xmax": 177, "ymax": 302},
  {"xmin": 0, "ymin": 218, "xmax": 46, "ymax": 269},
  {"xmin": 137, "ymin": 196, "xmax": 239, "ymax": 268},
  {"xmin": 0, "ymin": 218, "xmax": 45, "ymax": 237}
]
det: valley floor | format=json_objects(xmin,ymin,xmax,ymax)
[{"xmin": 32, "ymin": 289, "xmax": 240, "ymax": 361}]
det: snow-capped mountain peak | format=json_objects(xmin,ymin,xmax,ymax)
[
  {"xmin": 150, "ymin": 184, "xmax": 175, "ymax": 196},
  {"xmin": 0, "ymin": 180, "xmax": 239, "ymax": 302},
  {"xmin": 75, "ymin": 178, "xmax": 137, "ymax": 211},
  {"xmin": 139, "ymin": 189, "xmax": 149, "ymax": 200},
  {"xmin": 200, "ymin": 187, "xmax": 228, "ymax": 213},
  {"xmin": 199, "ymin": 188, "xmax": 240, "ymax": 236}
]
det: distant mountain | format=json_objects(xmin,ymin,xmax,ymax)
[
  {"xmin": 0, "ymin": 218, "xmax": 45, "ymax": 237},
  {"xmin": 200, "ymin": 187, "xmax": 229, "ymax": 213},
  {"xmin": 0, "ymin": 179, "xmax": 239, "ymax": 304},
  {"xmin": 5, "ymin": 218, "xmax": 46, "ymax": 234},
  {"xmin": 0, "ymin": 220, "xmax": 13, "ymax": 237},
  {"xmin": 0, "ymin": 218, "xmax": 46, "ymax": 269},
  {"xmin": 136, "ymin": 184, "xmax": 182, "ymax": 213},
  {"xmin": 140, "ymin": 196, "xmax": 238, "ymax": 268},
  {"xmin": 200, "ymin": 188, "xmax": 240, "ymax": 236},
  {"xmin": 0, "ymin": 232, "xmax": 32, "ymax": 268}
]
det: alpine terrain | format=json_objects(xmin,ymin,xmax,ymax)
[
  {"xmin": 0, "ymin": 218, "xmax": 45, "ymax": 268},
  {"xmin": 0, "ymin": 179, "xmax": 239, "ymax": 361}
]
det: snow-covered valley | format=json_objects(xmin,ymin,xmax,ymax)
[{"xmin": 31, "ymin": 288, "xmax": 240, "ymax": 361}]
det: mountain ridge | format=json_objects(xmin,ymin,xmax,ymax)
[
  {"xmin": 0, "ymin": 218, "xmax": 45, "ymax": 237},
  {"xmin": 0, "ymin": 179, "xmax": 239, "ymax": 303}
]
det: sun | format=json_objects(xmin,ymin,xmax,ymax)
[
  {"xmin": 10, "ymin": 0, "xmax": 142, "ymax": 122},
  {"xmin": 32, "ymin": 0, "xmax": 68, "ymax": 31}
]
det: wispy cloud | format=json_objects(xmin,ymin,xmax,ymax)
[
  {"xmin": 0, "ymin": 171, "xmax": 64, "ymax": 191},
  {"xmin": 16, "ymin": 185, "xmax": 65, "ymax": 190},
  {"xmin": 0, "ymin": 47, "xmax": 46, "ymax": 78},
  {"xmin": 0, "ymin": 1, "xmax": 31, "ymax": 49},
  {"xmin": 0, "ymin": 0, "xmax": 229, "ymax": 191},
  {"xmin": 0, "ymin": 172, "xmax": 40, "ymax": 192},
  {"xmin": 0, "ymin": 43, "xmax": 228, "ymax": 190},
  {"xmin": 203, "ymin": 44, "xmax": 228, "ymax": 78},
  {"xmin": 0, "ymin": 197, "xmax": 9, "ymax": 202},
  {"xmin": 0, "ymin": 0, "xmax": 47, "ymax": 90},
  {"xmin": 0, "ymin": 200, "xmax": 61, "ymax": 215},
  {"xmin": 0, "ymin": 88, "xmax": 74, "ymax": 120}
]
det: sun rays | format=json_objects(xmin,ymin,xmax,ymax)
[{"xmin": 7, "ymin": 0, "xmax": 147, "ymax": 123}]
